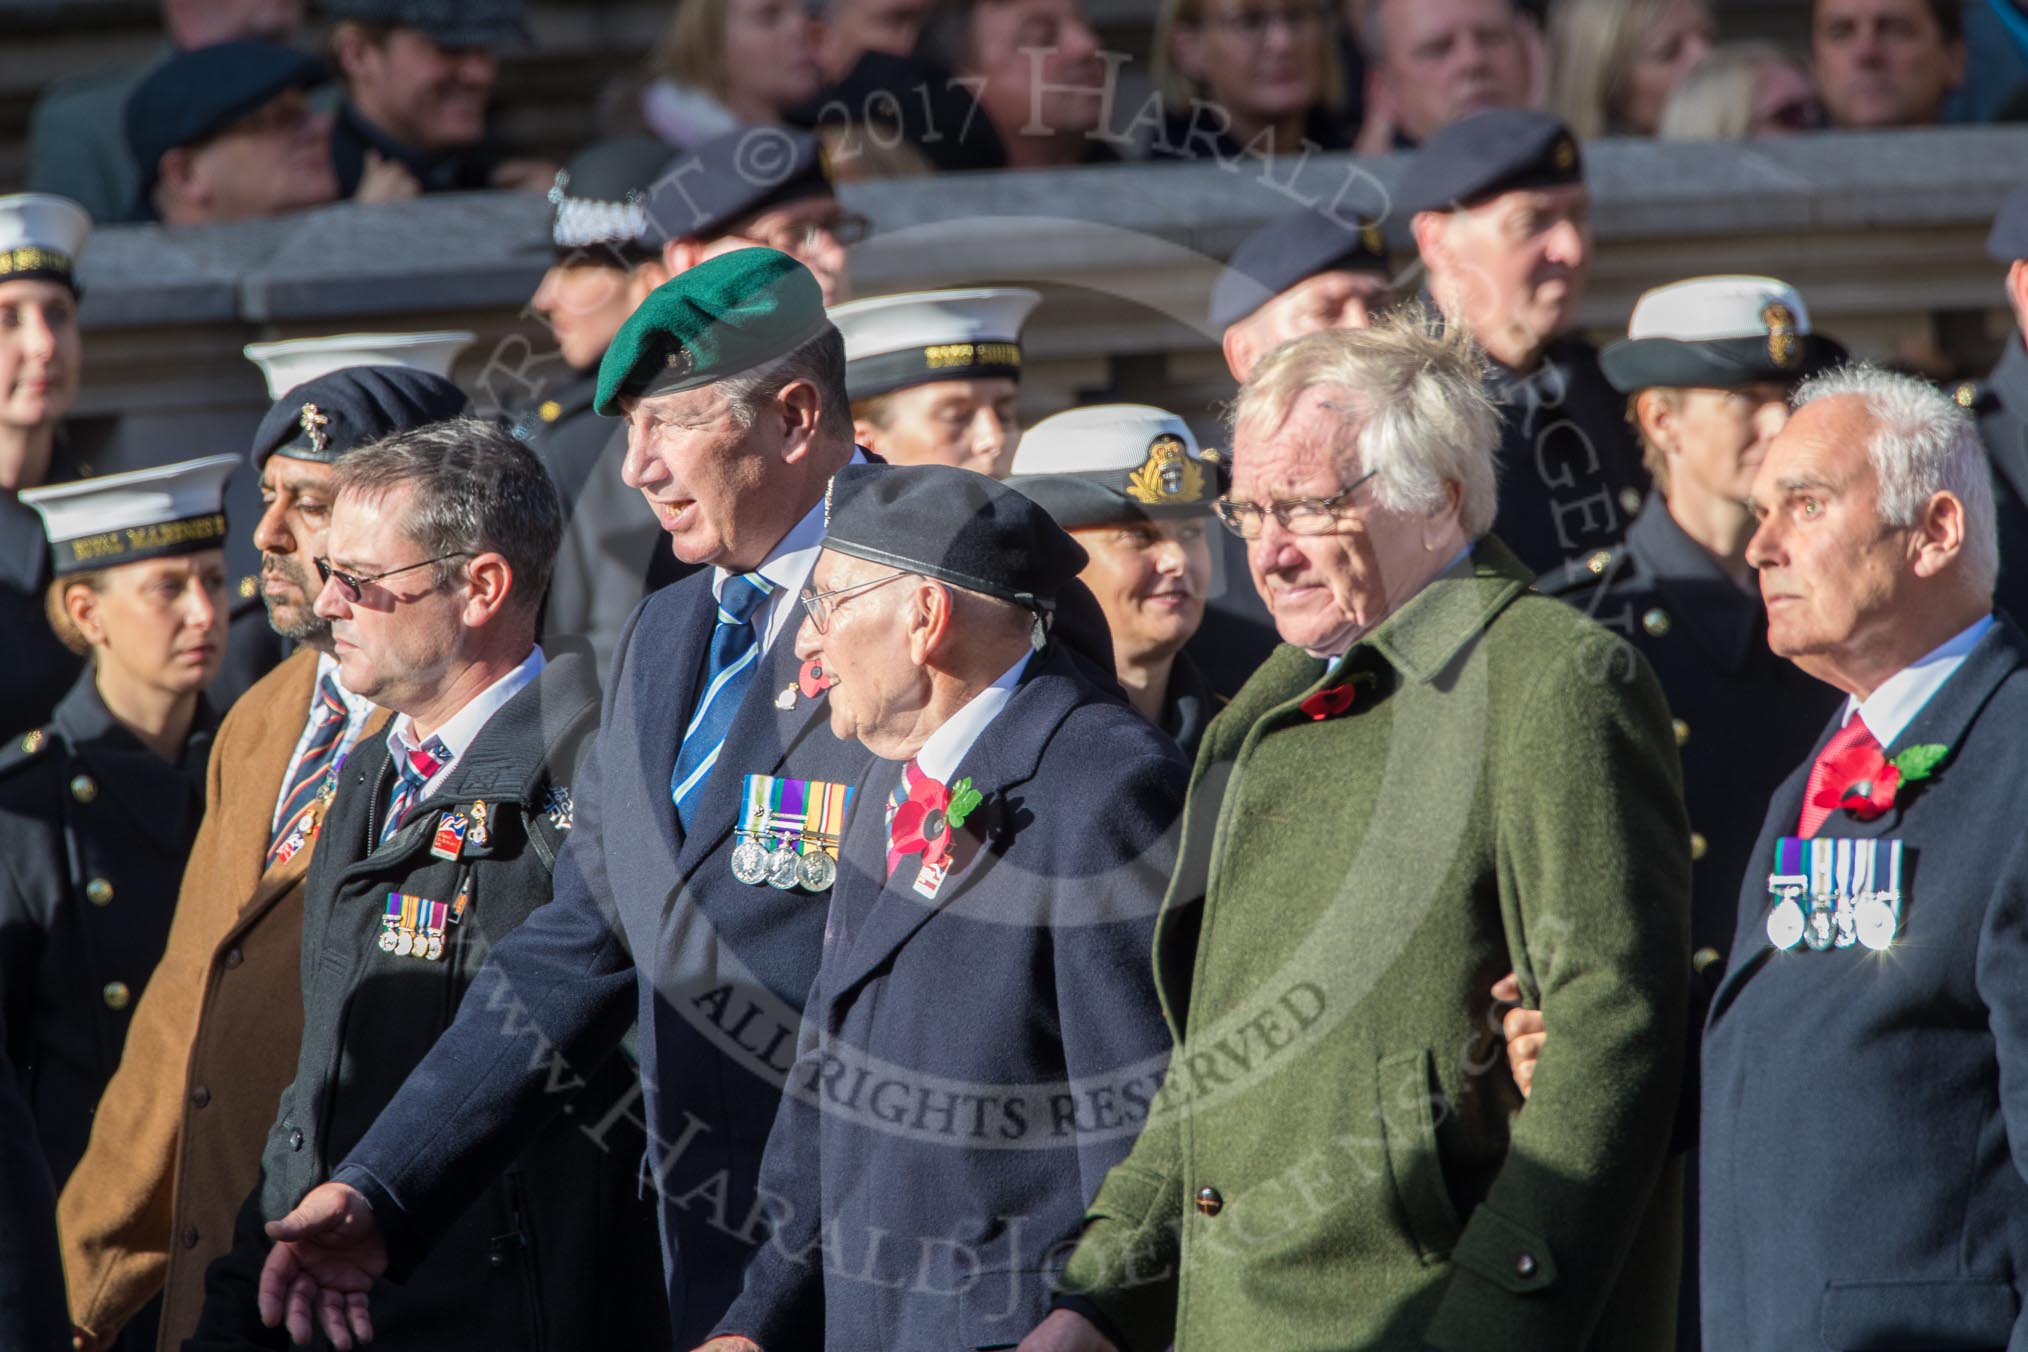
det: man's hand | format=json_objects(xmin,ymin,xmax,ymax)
[
  {"xmin": 257, "ymin": 1181, "xmax": 388, "ymax": 1350},
  {"xmin": 353, "ymin": 151, "xmax": 420, "ymax": 204},
  {"xmin": 1492, "ymin": 973, "xmax": 1546, "ymax": 1099},
  {"xmin": 692, "ymin": 1338, "xmax": 762, "ymax": 1352},
  {"xmin": 1016, "ymin": 1308, "xmax": 1120, "ymax": 1351}
]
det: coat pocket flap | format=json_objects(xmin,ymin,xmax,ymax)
[
  {"xmin": 1820, "ymin": 1278, "xmax": 2018, "ymax": 1350},
  {"xmin": 1451, "ymin": 1205, "xmax": 1559, "ymax": 1295}
]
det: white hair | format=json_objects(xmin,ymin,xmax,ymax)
[
  {"xmin": 1232, "ymin": 305, "xmax": 1501, "ymax": 537},
  {"xmin": 1793, "ymin": 363, "xmax": 1998, "ymax": 599}
]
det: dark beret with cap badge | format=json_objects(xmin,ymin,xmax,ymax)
[
  {"xmin": 1209, "ymin": 207, "xmax": 1391, "ymax": 332},
  {"xmin": 250, "ymin": 365, "xmax": 469, "ymax": 469}
]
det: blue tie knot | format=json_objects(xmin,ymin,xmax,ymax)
[
  {"xmin": 718, "ymin": 572, "xmax": 773, "ymax": 626},
  {"xmin": 315, "ymin": 672, "xmax": 348, "ymax": 724}
]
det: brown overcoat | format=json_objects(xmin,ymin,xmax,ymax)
[{"xmin": 56, "ymin": 648, "xmax": 386, "ymax": 1350}]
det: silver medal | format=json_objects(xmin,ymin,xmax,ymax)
[
  {"xmin": 731, "ymin": 837, "xmax": 769, "ymax": 886},
  {"xmin": 426, "ymin": 935, "xmax": 445, "ymax": 961},
  {"xmin": 1766, "ymin": 899, "xmax": 1805, "ymax": 951},
  {"xmin": 1804, "ymin": 899, "xmax": 1836, "ymax": 952},
  {"xmin": 766, "ymin": 845, "xmax": 802, "ymax": 890},
  {"xmin": 1855, "ymin": 896, "xmax": 1897, "ymax": 951},
  {"xmin": 798, "ymin": 850, "xmax": 836, "ymax": 892},
  {"xmin": 394, "ymin": 930, "xmax": 414, "ymax": 957},
  {"xmin": 378, "ymin": 928, "xmax": 398, "ymax": 953}
]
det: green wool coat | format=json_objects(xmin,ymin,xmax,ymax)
[{"xmin": 1058, "ymin": 538, "xmax": 1692, "ymax": 1352}]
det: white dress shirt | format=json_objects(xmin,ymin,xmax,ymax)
[
  {"xmin": 384, "ymin": 645, "xmax": 548, "ymax": 800},
  {"xmin": 912, "ymin": 652, "xmax": 1031, "ymax": 785},
  {"xmin": 1841, "ymin": 614, "xmax": 1994, "ymax": 748}
]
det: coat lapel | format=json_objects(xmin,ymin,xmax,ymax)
[
  {"xmin": 825, "ymin": 657, "xmax": 1080, "ymax": 1003},
  {"xmin": 631, "ymin": 582, "xmax": 714, "ymax": 862}
]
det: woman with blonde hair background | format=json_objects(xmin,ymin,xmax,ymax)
[
  {"xmin": 1150, "ymin": 0, "xmax": 1352, "ymax": 158},
  {"xmin": 615, "ymin": 0, "xmax": 827, "ymax": 148},
  {"xmin": 1546, "ymin": 0, "xmax": 1714, "ymax": 137},
  {"xmin": 1658, "ymin": 40, "xmax": 1823, "ymax": 139}
]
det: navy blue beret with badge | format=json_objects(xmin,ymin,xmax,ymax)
[
  {"xmin": 1395, "ymin": 109, "xmax": 1583, "ymax": 217},
  {"xmin": 544, "ymin": 137, "xmax": 674, "ymax": 259},
  {"xmin": 320, "ymin": 0, "xmax": 530, "ymax": 45},
  {"xmin": 251, "ymin": 366, "xmax": 469, "ymax": 469},
  {"xmin": 125, "ymin": 41, "xmax": 329, "ymax": 206},
  {"xmin": 822, "ymin": 463, "xmax": 1090, "ymax": 631},
  {"xmin": 639, "ymin": 127, "xmax": 834, "ymax": 245},
  {"xmin": 1987, "ymin": 182, "xmax": 2028, "ymax": 263},
  {"xmin": 1209, "ymin": 207, "xmax": 1391, "ymax": 331},
  {"xmin": 1601, "ymin": 275, "xmax": 1845, "ymax": 393}
]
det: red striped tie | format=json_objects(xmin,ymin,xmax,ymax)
[
  {"xmin": 1797, "ymin": 714, "xmax": 1880, "ymax": 839},
  {"xmin": 267, "ymin": 673, "xmax": 350, "ymax": 867}
]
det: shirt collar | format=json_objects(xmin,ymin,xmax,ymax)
[
  {"xmin": 1843, "ymin": 614, "xmax": 1995, "ymax": 749},
  {"xmin": 710, "ymin": 447, "xmax": 868, "ymax": 651},
  {"xmin": 387, "ymin": 645, "xmax": 548, "ymax": 767},
  {"xmin": 316, "ymin": 650, "xmax": 377, "ymax": 722},
  {"xmin": 914, "ymin": 651, "xmax": 1032, "ymax": 785}
]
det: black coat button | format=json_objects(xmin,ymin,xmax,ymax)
[
  {"xmin": 1194, "ymin": 1186, "xmax": 1223, "ymax": 1217},
  {"xmin": 191, "ymin": 1085, "xmax": 211, "ymax": 1109},
  {"xmin": 222, "ymin": 947, "xmax": 243, "ymax": 970},
  {"xmin": 181, "ymin": 1226, "xmax": 200, "ymax": 1250},
  {"xmin": 288, "ymin": 1128, "xmax": 304, "ymax": 1151}
]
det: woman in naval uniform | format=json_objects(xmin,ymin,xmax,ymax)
[{"xmin": 0, "ymin": 454, "xmax": 236, "ymax": 1203}]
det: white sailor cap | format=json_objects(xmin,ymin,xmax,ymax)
[
  {"xmin": 0, "ymin": 192, "xmax": 91, "ymax": 290},
  {"xmin": 20, "ymin": 454, "xmax": 239, "ymax": 577},
  {"xmin": 1005, "ymin": 403, "xmax": 1222, "ymax": 528},
  {"xmin": 829, "ymin": 287, "xmax": 1041, "ymax": 401},
  {"xmin": 243, "ymin": 330, "xmax": 476, "ymax": 400},
  {"xmin": 1601, "ymin": 275, "xmax": 1846, "ymax": 393}
]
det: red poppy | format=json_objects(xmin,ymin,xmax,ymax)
[
  {"xmin": 1301, "ymin": 684, "xmax": 1358, "ymax": 722},
  {"xmin": 799, "ymin": 658, "xmax": 834, "ymax": 699},
  {"xmin": 886, "ymin": 765, "xmax": 953, "ymax": 876},
  {"xmin": 1810, "ymin": 743, "xmax": 1901, "ymax": 820}
]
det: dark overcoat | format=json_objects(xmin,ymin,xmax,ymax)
[
  {"xmin": 1966, "ymin": 337, "xmax": 2028, "ymax": 624},
  {"xmin": 714, "ymin": 643, "xmax": 1184, "ymax": 1350},
  {"xmin": 0, "ymin": 670, "xmax": 214, "ymax": 1188},
  {"xmin": 1701, "ymin": 616, "xmax": 2028, "ymax": 1350},
  {"xmin": 188, "ymin": 651, "xmax": 665, "ymax": 1350},
  {"xmin": 326, "ymin": 572, "xmax": 882, "ymax": 1346}
]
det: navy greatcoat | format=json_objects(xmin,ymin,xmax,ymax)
[
  {"xmin": 188, "ymin": 650, "xmax": 665, "ymax": 1350},
  {"xmin": 713, "ymin": 642, "xmax": 1185, "ymax": 1350},
  {"xmin": 328, "ymin": 569, "xmax": 883, "ymax": 1346},
  {"xmin": 1701, "ymin": 616, "xmax": 2028, "ymax": 1349},
  {"xmin": 0, "ymin": 670, "xmax": 214, "ymax": 1188}
]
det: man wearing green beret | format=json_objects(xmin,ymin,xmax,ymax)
[
  {"xmin": 244, "ymin": 250, "xmax": 887, "ymax": 1347},
  {"xmin": 1020, "ymin": 308, "xmax": 1690, "ymax": 1352}
]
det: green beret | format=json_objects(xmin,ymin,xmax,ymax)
[{"xmin": 594, "ymin": 247, "xmax": 832, "ymax": 416}]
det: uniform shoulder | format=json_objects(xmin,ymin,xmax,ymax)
[
  {"xmin": 1534, "ymin": 545, "xmax": 1636, "ymax": 601},
  {"xmin": 1951, "ymin": 378, "xmax": 1998, "ymax": 415},
  {"xmin": 0, "ymin": 724, "xmax": 66, "ymax": 800}
]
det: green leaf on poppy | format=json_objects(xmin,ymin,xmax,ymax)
[
  {"xmin": 1889, "ymin": 743, "xmax": 1950, "ymax": 784},
  {"xmin": 947, "ymin": 778, "xmax": 984, "ymax": 829}
]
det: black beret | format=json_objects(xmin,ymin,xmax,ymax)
[
  {"xmin": 544, "ymin": 137, "xmax": 675, "ymax": 254},
  {"xmin": 1988, "ymin": 182, "xmax": 2028, "ymax": 263},
  {"xmin": 823, "ymin": 464, "xmax": 1089, "ymax": 616},
  {"xmin": 1394, "ymin": 109, "xmax": 1583, "ymax": 217},
  {"xmin": 251, "ymin": 365, "xmax": 469, "ymax": 469},
  {"xmin": 320, "ymin": 0, "xmax": 530, "ymax": 45},
  {"xmin": 1210, "ymin": 207, "xmax": 1391, "ymax": 331},
  {"xmin": 126, "ymin": 41, "xmax": 328, "ymax": 205},
  {"xmin": 640, "ymin": 128, "xmax": 834, "ymax": 245}
]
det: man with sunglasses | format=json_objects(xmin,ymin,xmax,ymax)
[
  {"xmin": 1019, "ymin": 309, "xmax": 1689, "ymax": 1352},
  {"xmin": 245, "ymin": 251, "xmax": 888, "ymax": 1348},
  {"xmin": 188, "ymin": 418, "xmax": 665, "ymax": 1350},
  {"xmin": 55, "ymin": 364, "xmax": 466, "ymax": 1352}
]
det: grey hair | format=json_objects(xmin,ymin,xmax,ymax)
[
  {"xmin": 1793, "ymin": 364, "xmax": 1998, "ymax": 599},
  {"xmin": 1360, "ymin": 0, "xmax": 1518, "ymax": 64},
  {"xmin": 1232, "ymin": 304, "xmax": 1500, "ymax": 537},
  {"xmin": 331, "ymin": 417, "xmax": 564, "ymax": 623},
  {"xmin": 717, "ymin": 323, "xmax": 855, "ymax": 443}
]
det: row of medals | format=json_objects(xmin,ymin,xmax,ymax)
[
  {"xmin": 1766, "ymin": 885, "xmax": 1897, "ymax": 952},
  {"xmin": 731, "ymin": 815, "xmax": 838, "ymax": 892},
  {"xmin": 379, "ymin": 912, "xmax": 450, "ymax": 961}
]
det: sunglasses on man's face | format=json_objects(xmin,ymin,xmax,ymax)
[{"xmin": 313, "ymin": 552, "xmax": 470, "ymax": 603}]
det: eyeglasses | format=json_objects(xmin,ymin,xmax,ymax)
[
  {"xmin": 1212, "ymin": 468, "xmax": 1380, "ymax": 539},
  {"xmin": 1203, "ymin": 1, "xmax": 1328, "ymax": 39},
  {"xmin": 799, "ymin": 569, "xmax": 911, "ymax": 633},
  {"xmin": 746, "ymin": 211, "xmax": 871, "ymax": 256},
  {"xmin": 314, "ymin": 552, "xmax": 471, "ymax": 603}
]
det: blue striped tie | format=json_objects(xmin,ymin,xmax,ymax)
[{"xmin": 671, "ymin": 572, "xmax": 774, "ymax": 828}]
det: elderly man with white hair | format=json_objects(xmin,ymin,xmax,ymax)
[
  {"xmin": 1700, "ymin": 365, "xmax": 2028, "ymax": 1350},
  {"xmin": 1020, "ymin": 306, "xmax": 1691, "ymax": 1352}
]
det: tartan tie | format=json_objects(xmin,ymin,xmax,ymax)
[
  {"xmin": 670, "ymin": 573, "xmax": 774, "ymax": 829},
  {"xmin": 382, "ymin": 736, "xmax": 452, "ymax": 844},
  {"xmin": 1797, "ymin": 714, "xmax": 1880, "ymax": 839},
  {"xmin": 268, "ymin": 672, "xmax": 350, "ymax": 867}
]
